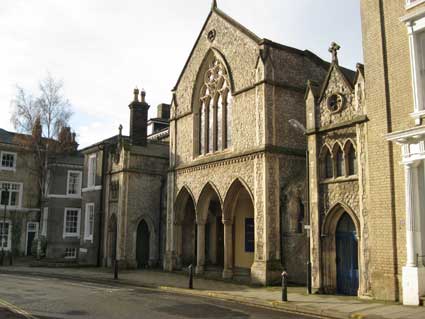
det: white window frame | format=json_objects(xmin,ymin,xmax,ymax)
[
  {"xmin": 0, "ymin": 151, "xmax": 17, "ymax": 171},
  {"xmin": 84, "ymin": 203, "xmax": 95, "ymax": 242},
  {"xmin": 87, "ymin": 154, "xmax": 97, "ymax": 188},
  {"xmin": 406, "ymin": 16, "xmax": 425, "ymax": 123},
  {"xmin": 406, "ymin": 0, "xmax": 425, "ymax": 10},
  {"xmin": 63, "ymin": 208, "xmax": 81, "ymax": 238},
  {"xmin": 64, "ymin": 247, "xmax": 77, "ymax": 259},
  {"xmin": 66, "ymin": 170, "xmax": 82, "ymax": 197},
  {"xmin": 0, "ymin": 182, "xmax": 23, "ymax": 208},
  {"xmin": 0, "ymin": 220, "xmax": 11, "ymax": 251}
]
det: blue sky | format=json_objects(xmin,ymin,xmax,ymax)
[{"xmin": 0, "ymin": 0, "xmax": 363, "ymax": 148}]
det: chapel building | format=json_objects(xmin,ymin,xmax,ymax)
[{"xmin": 164, "ymin": 2, "xmax": 334, "ymax": 285}]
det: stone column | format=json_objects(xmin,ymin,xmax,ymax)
[
  {"xmin": 196, "ymin": 222, "xmax": 206, "ymax": 274},
  {"xmin": 402, "ymin": 161, "xmax": 425, "ymax": 306},
  {"xmin": 222, "ymin": 219, "xmax": 233, "ymax": 279},
  {"xmin": 405, "ymin": 162, "xmax": 417, "ymax": 268}
]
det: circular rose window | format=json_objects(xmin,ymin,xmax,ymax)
[{"xmin": 327, "ymin": 93, "xmax": 344, "ymax": 113}]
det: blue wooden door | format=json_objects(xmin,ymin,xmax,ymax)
[{"xmin": 336, "ymin": 213, "xmax": 359, "ymax": 296}]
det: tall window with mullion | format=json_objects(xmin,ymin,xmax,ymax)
[
  {"xmin": 0, "ymin": 183, "xmax": 20, "ymax": 207},
  {"xmin": 87, "ymin": 155, "xmax": 96, "ymax": 188},
  {"xmin": 84, "ymin": 203, "xmax": 95, "ymax": 241},
  {"xmin": 63, "ymin": 208, "xmax": 80, "ymax": 238},
  {"xmin": 198, "ymin": 57, "xmax": 232, "ymax": 155},
  {"xmin": 67, "ymin": 171, "xmax": 82, "ymax": 196},
  {"xmin": 1, "ymin": 152, "xmax": 16, "ymax": 169}
]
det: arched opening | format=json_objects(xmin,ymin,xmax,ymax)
[
  {"xmin": 107, "ymin": 214, "xmax": 117, "ymax": 268},
  {"xmin": 223, "ymin": 179, "xmax": 255, "ymax": 278},
  {"xmin": 175, "ymin": 186, "xmax": 197, "ymax": 268},
  {"xmin": 345, "ymin": 141, "xmax": 357, "ymax": 176},
  {"xmin": 136, "ymin": 220, "xmax": 150, "ymax": 268},
  {"xmin": 320, "ymin": 145, "xmax": 333, "ymax": 179},
  {"xmin": 333, "ymin": 144, "xmax": 344, "ymax": 177},
  {"xmin": 321, "ymin": 204, "xmax": 360, "ymax": 296},
  {"xmin": 198, "ymin": 183, "xmax": 223, "ymax": 272},
  {"xmin": 336, "ymin": 213, "xmax": 359, "ymax": 295}
]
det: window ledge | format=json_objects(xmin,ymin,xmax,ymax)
[
  {"xmin": 320, "ymin": 176, "xmax": 358, "ymax": 185},
  {"xmin": 82, "ymin": 186, "xmax": 102, "ymax": 193},
  {"xmin": 410, "ymin": 110, "xmax": 425, "ymax": 124},
  {"xmin": 63, "ymin": 234, "xmax": 80, "ymax": 239},
  {"xmin": 0, "ymin": 167, "xmax": 16, "ymax": 172}
]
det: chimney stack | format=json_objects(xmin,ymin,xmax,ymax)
[{"xmin": 129, "ymin": 87, "xmax": 150, "ymax": 146}]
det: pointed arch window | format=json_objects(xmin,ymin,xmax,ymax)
[
  {"xmin": 336, "ymin": 147, "xmax": 344, "ymax": 177},
  {"xmin": 322, "ymin": 148, "xmax": 333, "ymax": 179},
  {"xmin": 198, "ymin": 58, "xmax": 232, "ymax": 155},
  {"xmin": 347, "ymin": 143, "xmax": 357, "ymax": 176}
]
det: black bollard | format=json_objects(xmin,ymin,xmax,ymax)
[
  {"xmin": 9, "ymin": 253, "xmax": 12, "ymax": 266},
  {"xmin": 114, "ymin": 259, "xmax": 118, "ymax": 280},
  {"xmin": 188, "ymin": 264, "xmax": 193, "ymax": 289},
  {"xmin": 281, "ymin": 271, "xmax": 288, "ymax": 302},
  {"xmin": 307, "ymin": 261, "xmax": 312, "ymax": 294}
]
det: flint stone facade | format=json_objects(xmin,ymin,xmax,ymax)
[{"xmin": 164, "ymin": 3, "xmax": 331, "ymax": 285}]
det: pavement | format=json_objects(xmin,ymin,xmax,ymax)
[{"xmin": 0, "ymin": 263, "xmax": 423, "ymax": 319}]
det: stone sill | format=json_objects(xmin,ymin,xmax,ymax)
[{"xmin": 320, "ymin": 176, "xmax": 358, "ymax": 185}]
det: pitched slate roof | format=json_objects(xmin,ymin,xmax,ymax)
[{"xmin": 0, "ymin": 128, "xmax": 29, "ymax": 145}]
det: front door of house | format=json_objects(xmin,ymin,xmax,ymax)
[
  {"xmin": 336, "ymin": 213, "xmax": 359, "ymax": 296},
  {"xmin": 26, "ymin": 222, "xmax": 39, "ymax": 256}
]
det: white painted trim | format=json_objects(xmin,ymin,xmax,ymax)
[
  {"xmin": 87, "ymin": 154, "xmax": 97, "ymax": 188},
  {"xmin": 62, "ymin": 208, "xmax": 81, "ymax": 238},
  {"xmin": 47, "ymin": 194, "xmax": 82, "ymax": 199},
  {"xmin": 406, "ymin": 0, "xmax": 425, "ymax": 10},
  {"xmin": 0, "ymin": 220, "xmax": 12, "ymax": 251},
  {"xmin": 81, "ymin": 185, "xmax": 102, "ymax": 193},
  {"xmin": 0, "ymin": 181, "xmax": 23, "ymax": 209},
  {"xmin": 0, "ymin": 151, "xmax": 17, "ymax": 171},
  {"xmin": 84, "ymin": 203, "xmax": 94, "ymax": 242},
  {"xmin": 25, "ymin": 222, "xmax": 39, "ymax": 256},
  {"xmin": 386, "ymin": 125, "xmax": 425, "ymax": 143},
  {"xmin": 66, "ymin": 170, "xmax": 82, "ymax": 197}
]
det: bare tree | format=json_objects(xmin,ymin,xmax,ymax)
[{"xmin": 10, "ymin": 74, "xmax": 77, "ymax": 258}]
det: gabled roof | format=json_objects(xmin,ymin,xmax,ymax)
[
  {"xmin": 172, "ymin": 5, "xmax": 262, "ymax": 92},
  {"xmin": 317, "ymin": 62, "xmax": 357, "ymax": 103}
]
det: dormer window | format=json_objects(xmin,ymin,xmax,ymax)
[{"xmin": 0, "ymin": 152, "xmax": 16, "ymax": 171}]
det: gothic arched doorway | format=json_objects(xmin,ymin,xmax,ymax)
[
  {"xmin": 336, "ymin": 213, "xmax": 359, "ymax": 295},
  {"xmin": 136, "ymin": 220, "xmax": 150, "ymax": 268}
]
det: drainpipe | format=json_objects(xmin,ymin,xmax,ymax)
[{"xmin": 96, "ymin": 144, "xmax": 107, "ymax": 267}]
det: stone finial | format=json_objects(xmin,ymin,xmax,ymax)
[
  {"xmin": 133, "ymin": 87, "xmax": 139, "ymax": 102},
  {"xmin": 328, "ymin": 42, "xmax": 341, "ymax": 65},
  {"xmin": 118, "ymin": 124, "xmax": 123, "ymax": 137},
  {"xmin": 141, "ymin": 89, "xmax": 146, "ymax": 103},
  {"xmin": 212, "ymin": 0, "xmax": 217, "ymax": 10}
]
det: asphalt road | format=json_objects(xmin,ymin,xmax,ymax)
[{"xmin": 0, "ymin": 274, "xmax": 315, "ymax": 319}]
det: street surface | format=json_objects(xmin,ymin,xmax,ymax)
[{"xmin": 0, "ymin": 274, "xmax": 315, "ymax": 319}]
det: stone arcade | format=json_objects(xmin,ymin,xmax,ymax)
[{"xmin": 164, "ymin": 2, "xmax": 333, "ymax": 285}]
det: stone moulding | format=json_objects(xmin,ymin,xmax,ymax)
[
  {"xmin": 306, "ymin": 115, "xmax": 368, "ymax": 135},
  {"xmin": 172, "ymin": 144, "xmax": 305, "ymax": 174}
]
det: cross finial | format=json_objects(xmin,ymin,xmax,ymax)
[
  {"xmin": 328, "ymin": 42, "xmax": 341, "ymax": 65},
  {"xmin": 141, "ymin": 89, "xmax": 146, "ymax": 103},
  {"xmin": 118, "ymin": 124, "xmax": 123, "ymax": 137}
]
